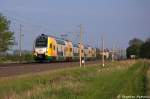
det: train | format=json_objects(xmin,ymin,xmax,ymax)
[{"xmin": 33, "ymin": 34, "xmax": 96, "ymax": 62}]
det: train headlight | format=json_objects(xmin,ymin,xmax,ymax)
[
  {"xmin": 45, "ymin": 51, "xmax": 48, "ymax": 55},
  {"xmin": 34, "ymin": 52, "xmax": 37, "ymax": 56}
]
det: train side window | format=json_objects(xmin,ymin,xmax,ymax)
[{"xmin": 50, "ymin": 43, "xmax": 52, "ymax": 48}]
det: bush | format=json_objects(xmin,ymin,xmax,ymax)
[{"xmin": 0, "ymin": 54, "xmax": 34, "ymax": 63}]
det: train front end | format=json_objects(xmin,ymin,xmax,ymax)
[{"xmin": 33, "ymin": 34, "xmax": 48, "ymax": 61}]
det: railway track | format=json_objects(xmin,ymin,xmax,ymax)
[{"xmin": 0, "ymin": 60, "xmax": 100, "ymax": 77}]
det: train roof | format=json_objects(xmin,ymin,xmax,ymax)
[
  {"xmin": 41, "ymin": 34, "xmax": 72, "ymax": 42},
  {"xmin": 84, "ymin": 44, "xmax": 91, "ymax": 48},
  {"xmin": 84, "ymin": 46, "xmax": 88, "ymax": 49},
  {"xmin": 38, "ymin": 34, "xmax": 96, "ymax": 49},
  {"xmin": 73, "ymin": 44, "xmax": 79, "ymax": 47},
  {"xmin": 36, "ymin": 34, "xmax": 48, "ymax": 40},
  {"xmin": 56, "ymin": 39, "xmax": 66, "ymax": 45}
]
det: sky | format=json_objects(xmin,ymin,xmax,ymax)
[{"xmin": 0, "ymin": 0, "xmax": 150, "ymax": 50}]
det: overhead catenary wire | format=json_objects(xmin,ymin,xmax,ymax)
[{"xmin": 1, "ymin": 10, "xmax": 92, "ymax": 53}]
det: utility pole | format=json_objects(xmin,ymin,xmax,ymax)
[
  {"xmin": 79, "ymin": 24, "xmax": 83, "ymax": 67},
  {"xmin": 102, "ymin": 36, "xmax": 105, "ymax": 67},
  {"xmin": 19, "ymin": 24, "xmax": 22, "ymax": 63},
  {"xmin": 112, "ymin": 44, "xmax": 115, "ymax": 62}
]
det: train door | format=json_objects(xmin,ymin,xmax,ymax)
[{"xmin": 47, "ymin": 37, "xmax": 57, "ymax": 61}]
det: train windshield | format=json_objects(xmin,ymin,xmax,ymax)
[{"xmin": 35, "ymin": 36, "xmax": 48, "ymax": 47}]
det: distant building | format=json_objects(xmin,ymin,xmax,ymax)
[{"xmin": 109, "ymin": 49, "xmax": 127, "ymax": 60}]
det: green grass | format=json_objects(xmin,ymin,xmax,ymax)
[
  {"xmin": 0, "ymin": 60, "xmax": 149, "ymax": 99},
  {"xmin": 0, "ymin": 54, "xmax": 34, "ymax": 63}
]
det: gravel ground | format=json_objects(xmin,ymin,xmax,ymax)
[{"xmin": 0, "ymin": 60, "xmax": 101, "ymax": 77}]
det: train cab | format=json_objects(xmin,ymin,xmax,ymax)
[{"xmin": 33, "ymin": 34, "xmax": 57, "ymax": 61}]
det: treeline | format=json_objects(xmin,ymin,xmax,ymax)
[
  {"xmin": 0, "ymin": 13, "xmax": 15, "ymax": 53},
  {"xmin": 0, "ymin": 54, "xmax": 33, "ymax": 63},
  {"xmin": 126, "ymin": 38, "xmax": 150, "ymax": 59},
  {"xmin": 0, "ymin": 13, "xmax": 34, "ymax": 63}
]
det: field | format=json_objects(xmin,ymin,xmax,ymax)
[{"xmin": 0, "ymin": 60, "xmax": 149, "ymax": 99}]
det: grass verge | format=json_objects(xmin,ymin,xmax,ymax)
[{"xmin": 0, "ymin": 60, "xmax": 148, "ymax": 99}]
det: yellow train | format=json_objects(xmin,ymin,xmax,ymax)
[{"xmin": 33, "ymin": 34, "xmax": 96, "ymax": 62}]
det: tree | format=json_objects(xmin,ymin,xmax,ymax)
[
  {"xmin": 126, "ymin": 44, "xmax": 141, "ymax": 58},
  {"xmin": 140, "ymin": 38, "xmax": 150, "ymax": 59},
  {"xmin": 0, "ymin": 13, "xmax": 15, "ymax": 53},
  {"xmin": 129, "ymin": 38, "xmax": 144, "ymax": 46},
  {"xmin": 126, "ymin": 38, "xmax": 143, "ymax": 59}
]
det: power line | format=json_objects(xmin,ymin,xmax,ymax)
[{"xmin": 0, "ymin": 14, "xmax": 56, "ymax": 35}]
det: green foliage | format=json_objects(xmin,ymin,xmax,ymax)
[
  {"xmin": 127, "ymin": 44, "xmax": 141, "ymax": 58},
  {"xmin": 0, "ymin": 61, "xmax": 148, "ymax": 99},
  {"xmin": 140, "ymin": 38, "xmax": 150, "ymax": 59},
  {"xmin": 127, "ymin": 37, "xmax": 150, "ymax": 59},
  {"xmin": 127, "ymin": 38, "xmax": 143, "ymax": 58},
  {"xmin": 0, "ymin": 53, "xmax": 34, "ymax": 63},
  {"xmin": 0, "ymin": 13, "xmax": 15, "ymax": 52},
  {"xmin": 119, "ymin": 61, "xmax": 148, "ymax": 96},
  {"xmin": 129, "ymin": 38, "xmax": 144, "ymax": 46}
]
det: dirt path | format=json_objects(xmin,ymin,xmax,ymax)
[{"xmin": 146, "ymin": 61, "xmax": 150, "ymax": 96}]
